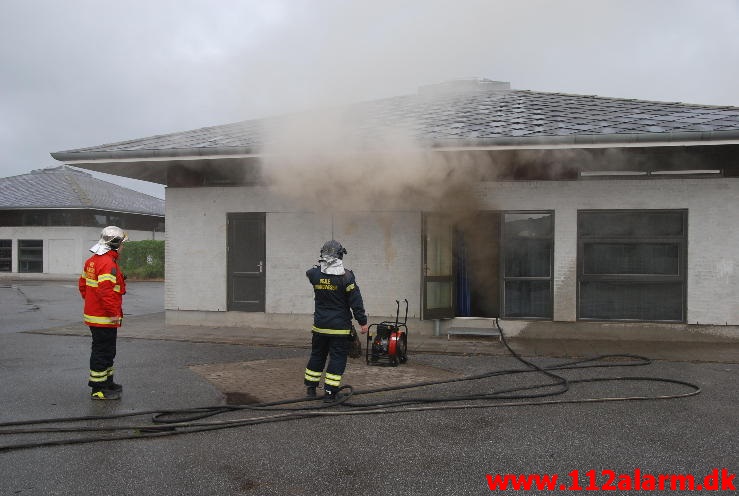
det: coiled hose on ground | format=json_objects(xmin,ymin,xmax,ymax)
[{"xmin": 0, "ymin": 320, "xmax": 701, "ymax": 452}]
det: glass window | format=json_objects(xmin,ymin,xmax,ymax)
[
  {"xmin": 49, "ymin": 211, "xmax": 73, "ymax": 226},
  {"xmin": 578, "ymin": 210, "xmax": 686, "ymax": 322},
  {"xmin": 579, "ymin": 281, "xmax": 683, "ymax": 321},
  {"xmin": 0, "ymin": 239, "xmax": 11, "ymax": 272},
  {"xmin": 582, "ymin": 243, "xmax": 680, "ymax": 275},
  {"xmin": 18, "ymin": 240, "xmax": 43, "ymax": 273},
  {"xmin": 0, "ymin": 211, "xmax": 23, "ymax": 226},
  {"xmin": 426, "ymin": 221, "xmax": 452, "ymax": 276},
  {"xmin": 504, "ymin": 280, "xmax": 552, "ymax": 318},
  {"xmin": 0, "ymin": 209, "xmax": 163, "ymax": 230},
  {"xmin": 423, "ymin": 214, "xmax": 454, "ymax": 319},
  {"xmin": 93, "ymin": 214, "xmax": 107, "ymax": 227},
  {"xmin": 107, "ymin": 214, "xmax": 122, "ymax": 227},
  {"xmin": 579, "ymin": 211, "xmax": 684, "ymax": 238},
  {"xmin": 425, "ymin": 281, "xmax": 452, "ymax": 310},
  {"xmin": 505, "ymin": 239, "xmax": 552, "ymax": 277},
  {"xmin": 502, "ymin": 212, "xmax": 553, "ymax": 318},
  {"xmin": 504, "ymin": 213, "xmax": 553, "ymax": 238},
  {"xmin": 22, "ymin": 212, "xmax": 47, "ymax": 226}
]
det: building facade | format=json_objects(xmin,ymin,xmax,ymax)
[{"xmin": 51, "ymin": 80, "xmax": 739, "ymax": 339}]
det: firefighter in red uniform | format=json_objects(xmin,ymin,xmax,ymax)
[
  {"xmin": 304, "ymin": 240, "xmax": 369, "ymax": 402},
  {"xmin": 78, "ymin": 226, "xmax": 128, "ymax": 400}
]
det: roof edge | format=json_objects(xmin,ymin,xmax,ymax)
[
  {"xmin": 0, "ymin": 206, "xmax": 163, "ymax": 216},
  {"xmin": 426, "ymin": 129, "xmax": 739, "ymax": 148},
  {"xmin": 50, "ymin": 146, "xmax": 259, "ymax": 162},
  {"xmin": 51, "ymin": 129, "xmax": 739, "ymax": 163}
]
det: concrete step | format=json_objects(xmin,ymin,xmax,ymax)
[{"xmin": 446, "ymin": 327, "xmax": 502, "ymax": 341}]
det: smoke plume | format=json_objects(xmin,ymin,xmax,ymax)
[{"xmin": 259, "ymin": 102, "xmax": 494, "ymax": 223}]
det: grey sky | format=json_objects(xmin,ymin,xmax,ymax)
[{"xmin": 1, "ymin": 0, "xmax": 738, "ymax": 199}]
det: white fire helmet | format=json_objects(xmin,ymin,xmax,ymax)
[{"xmin": 89, "ymin": 226, "xmax": 129, "ymax": 255}]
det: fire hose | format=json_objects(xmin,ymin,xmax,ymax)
[{"xmin": 0, "ymin": 320, "xmax": 700, "ymax": 452}]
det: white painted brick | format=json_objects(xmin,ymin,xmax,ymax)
[
  {"xmin": 0, "ymin": 226, "xmax": 164, "ymax": 276},
  {"xmin": 165, "ymin": 178, "xmax": 739, "ymax": 326}
]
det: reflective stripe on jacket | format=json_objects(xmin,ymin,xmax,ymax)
[{"xmin": 78, "ymin": 250, "xmax": 126, "ymax": 328}]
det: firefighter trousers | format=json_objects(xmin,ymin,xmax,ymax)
[
  {"xmin": 304, "ymin": 332, "xmax": 351, "ymax": 393},
  {"xmin": 88, "ymin": 326, "xmax": 117, "ymax": 389}
]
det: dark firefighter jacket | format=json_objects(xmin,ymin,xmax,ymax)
[
  {"xmin": 307, "ymin": 266, "xmax": 367, "ymax": 335},
  {"xmin": 78, "ymin": 250, "xmax": 126, "ymax": 328}
]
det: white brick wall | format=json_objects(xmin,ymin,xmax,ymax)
[
  {"xmin": 476, "ymin": 178, "xmax": 739, "ymax": 325},
  {"xmin": 166, "ymin": 177, "xmax": 739, "ymax": 326},
  {"xmin": 0, "ymin": 226, "xmax": 164, "ymax": 276},
  {"xmin": 325, "ymin": 211, "xmax": 422, "ymax": 320},
  {"xmin": 166, "ymin": 186, "xmax": 422, "ymax": 319}
]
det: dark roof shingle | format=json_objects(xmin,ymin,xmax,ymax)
[
  {"xmin": 52, "ymin": 83, "xmax": 739, "ymax": 160},
  {"xmin": 0, "ymin": 166, "xmax": 164, "ymax": 215}
]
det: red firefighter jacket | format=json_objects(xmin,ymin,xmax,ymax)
[{"xmin": 78, "ymin": 250, "xmax": 126, "ymax": 328}]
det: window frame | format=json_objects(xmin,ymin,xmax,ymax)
[
  {"xmin": 501, "ymin": 210, "xmax": 555, "ymax": 319},
  {"xmin": 0, "ymin": 209, "xmax": 164, "ymax": 231},
  {"xmin": 577, "ymin": 209, "xmax": 687, "ymax": 322},
  {"xmin": 0, "ymin": 239, "xmax": 11, "ymax": 272},
  {"xmin": 18, "ymin": 239, "xmax": 43, "ymax": 273}
]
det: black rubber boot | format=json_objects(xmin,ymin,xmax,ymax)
[
  {"xmin": 306, "ymin": 386, "xmax": 317, "ymax": 398},
  {"xmin": 106, "ymin": 376, "xmax": 123, "ymax": 392},
  {"xmin": 91, "ymin": 388, "xmax": 121, "ymax": 400}
]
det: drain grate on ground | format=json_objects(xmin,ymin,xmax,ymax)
[{"xmin": 189, "ymin": 357, "xmax": 460, "ymax": 404}]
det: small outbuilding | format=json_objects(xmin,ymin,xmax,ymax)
[
  {"xmin": 51, "ymin": 80, "xmax": 739, "ymax": 339},
  {"xmin": 0, "ymin": 165, "xmax": 164, "ymax": 276}
]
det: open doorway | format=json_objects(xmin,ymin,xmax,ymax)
[
  {"xmin": 423, "ymin": 211, "xmax": 553, "ymax": 320},
  {"xmin": 423, "ymin": 211, "xmax": 500, "ymax": 319},
  {"xmin": 454, "ymin": 211, "xmax": 500, "ymax": 317}
]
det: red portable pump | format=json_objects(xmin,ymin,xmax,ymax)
[{"xmin": 366, "ymin": 299, "xmax": 408, "ymax": 366}]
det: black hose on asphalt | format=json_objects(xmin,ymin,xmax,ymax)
[{"xmin": 0, "ymin": 320, "xmax": 701, "ymax": 452}]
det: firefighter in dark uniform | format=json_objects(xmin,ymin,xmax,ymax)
[
  {"xmin": 78, "ymin": 226, "xmax": 128, "ymax": 400},
  {"xmin": 304, "ymin": 240, "xmax": 369, "ymax": 402}
]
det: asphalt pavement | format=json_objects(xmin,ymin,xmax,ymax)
[{"xmin": 0, "ymin": 279, "xmax": 737, "ymax": 495}]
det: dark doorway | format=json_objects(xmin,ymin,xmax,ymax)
[
  {"xmin": 455, "ymin": 212, "xmax": 501, "ymax": 318},
  {"xmin": 423, "ymin": 210, "xmax": 553, "ymax": 320},
  {"xmin": 227, "ymin": 213, "xmax": 265, "ymax": 312}
]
